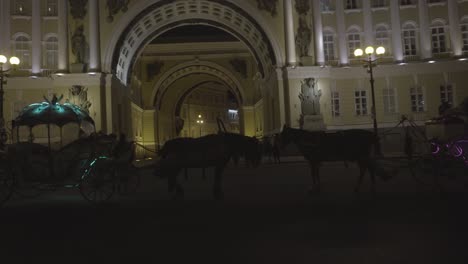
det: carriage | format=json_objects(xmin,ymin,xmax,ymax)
[{"xmin": 0, "ymin": 97, "xmax": 140, "ymax": 206}]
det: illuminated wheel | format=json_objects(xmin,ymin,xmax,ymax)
[
  {"xmin": 79, "ymin": 162, "xmax": 115, "ymax": 203},
  {"xmin": 117, "ymin": 165, "xmax": 141, "ymax": 196}
]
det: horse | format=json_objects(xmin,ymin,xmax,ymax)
[
  {"xmin": 280, "ymin": 125, "xmax": 378, "ymax": 193},
  {"xmin": 154, "ymin": 132, "xmax": 262, "ymax": 200}
]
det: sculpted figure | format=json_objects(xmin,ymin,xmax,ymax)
[
  {"xmin": 295, "ymin": 17, "xmax": 311, "ymax": 57},
  {"xmin": 298, "ymin": 78, "xmax": 321, "ymax": 115},
  {"xmin": 71, "ymin": 25, "xmax": 87, "ymax": 64}
]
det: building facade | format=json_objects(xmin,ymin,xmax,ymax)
[{"xmin": 0, "ymin": 0, "xmax": 467, "ymax": 154}]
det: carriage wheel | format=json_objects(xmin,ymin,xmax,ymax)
[
  {"xmin": 0, "ymin": 167, "xmax": 14, "ymax": 206},
  {"xmin": 117, "ymin": 165, "xmax": 141, "ymax": 195},
  {"xmin": 79, "ymin": 166, "xmax": 115, "ymax": 203},
  {"xmin": 409, "ymin": 155, "xmax": 438, "ymax": 188}
]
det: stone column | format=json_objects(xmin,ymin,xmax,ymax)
[
  {"xmin": 390, "ymin": 0, "xmax": 404, "ymax": 61},
  {"xmin": 418, "ymin": 0, "xmax": 432, "ymax": 59},
  {"xmin": 31, "ymin": 0, "xmax": 41, "ymax": 75},
  {"xmin": 336, "ymin": 0, "xmax": 348, "ymax": 65},
  {"xmin": 58, "ymin": 0, "xmax": 69, "ymax": 72},
  {"xmin": 0, "ymin": 0, "xmax": 10, "ymax": 69},
  {"xmin": 312, "ymin": 0, "xmax": 324, "ymax": 65},
  {"xmin": 448, "ymin": 0, "xmax": 462, "ymax": 56},
  {"xmin": 284, "ymin": 0, "xmax": 297, "ymax": 66},
  {"xmin": 89, "ymin": 0, "xmax": 101, "ymax": 72},
  {"xmin": 362, "ymin": 0, "xmax": 373, "ymax": 46}
]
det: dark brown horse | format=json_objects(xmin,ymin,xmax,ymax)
[
  {"xmin": 155, "ymin": 132, "xmax": 261, "ymax": 200},
  {"xmin": 280, "ymin": 125, "xmax": 378, "ymax": 193}
]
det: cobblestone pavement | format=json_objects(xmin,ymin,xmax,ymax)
[{"xmin": 1, "ymin": 159, "xmax": 467, "ymax": 264}]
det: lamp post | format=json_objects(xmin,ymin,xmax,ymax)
[
  {"xmin": 353, "ymin": 46, "xmax": 385, "ymax": 156},
  {"xmin": 0, "ymin": 55, "xmax": 20, "ymax": 150},
  {"xmin": 196, "ymin": 114, "xmax": 204, "ymax": 137}
]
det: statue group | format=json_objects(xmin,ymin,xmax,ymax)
[{"xmin": 299, "ymin": 78, "xmax": 321, "ymax": 115}]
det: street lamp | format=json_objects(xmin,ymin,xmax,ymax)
[
  {"xmin": 196, "ymin": 114, "xmax": 204, "ymax": 137},
  {"xmin": 0, "ymin": 55, "xmax": 20, "ymax": 150},
  {"xmin": 354, "ymin": 46, "xmax": 385, "ymax": 156}
]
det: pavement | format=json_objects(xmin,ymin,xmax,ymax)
[{"xmin": 1, "ymin": 157, "xmax": 467, "ymax": 264}]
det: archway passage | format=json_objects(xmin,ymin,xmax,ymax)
[{"xmin": 110, "ymin": 0, "xmax": 279, "ymax": 85}]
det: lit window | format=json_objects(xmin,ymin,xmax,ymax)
[
  {"xmin": 13, "ymin": 34, "xmax": 31, "ymax": 69},
  {"xmin": 431, "ymin": 22, "xmax": 446, "ymax": 54},
  {"xmin": 346, "ymin": 0, "xmax": 358, "ymax": 9},
  {"xmin": 14, "ymin": 1, "xmax": 27, "ymax": 15},
  {"xmin": 372, "ymin": 0, "xmax": 387, "ymax": 8},
  {"xmin": 43, "ymin": 35, "xmax": 58, "ymax": 69},
  {"xmin": 355, "ymin": 90, "xmax": 368, "ymax": 116},
  {"xmin": 440, "ymin": 84, "xmax": 453, "ymax": 106},
  {"xmin": 331, "ymin": 91, "xmax": 340, "ymax": 117},
  {"xmin": 320, "ymin": 0, "xmax": 334, "ymax": 11},
  {"xmin": 323, "ymin": 31, "xmax": 335, "ymax": 61},
  {"xmin": 400, "ymin": 0, "xmax": 414, "ymax": 5},
  {"xmin": 402, "ymin": 23, "xmax": 418, "ymax": 56},
  {"xmin": 410, "ymin": 86, "xmax": 425, "ymax": 112},
  {"xmin": 46, "ymin": 0, "xmax": 57, "ymax": 16},
  {"xmin": 375, "ymin": 25, "xmax": 390, "ymax": 54},
  {"xmin": 461, "ymin": 18, "xmax": 468, "ymax": 52},
  {"xmin": 347, "ymin": 29, "xmax": 361, "ymax": 58},
  {"xmin": 383, "ymin": 88, "xmax": 397, "ymax": 114}
]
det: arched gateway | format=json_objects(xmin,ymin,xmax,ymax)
[{"xmin": 103, "ymin": 0, "xmax": 283, "ymax": 148}]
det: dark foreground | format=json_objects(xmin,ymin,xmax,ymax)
[{"xmin": 1, "ymin": 160, "xmax": 467, "ymax": 264}]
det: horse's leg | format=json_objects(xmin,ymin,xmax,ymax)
[
  {"xmin": 213, "ymin": 165, "xmax": 225, "ymax": 200},
  {"xmin": 315, "ymin": 163, "xmax": 321, "ymax": 193},
  {"xmin": 308, "ymin": 161, "xmax": 317, "ymax": 194},
  {"xmin": 184, "ymin": 167, "xmax": 188, "ymax": 181},
  {"xmin": 202, "ymin": 167, "xmax": 206, "ymax": 180},
  {"xmin": 367, "ymin": 159, "xmax": 377, "ymax": 194},
  {"xmin": 354, "ymin": 161, "xmax": 368, "ymax": 193},
  {"xmin": 168, "ymin": 168, "xmax": 183, "ymax": 199}
]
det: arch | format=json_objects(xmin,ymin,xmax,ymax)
[
  {"xmin": 323, "ymin": 26, "xmax": 336, "ymax": 35},
  {"xmin": 374, "ymin": 23, "xmax": 390, "ymax": 32},
  {"xmin": 12, "ymin": 32, "xmax": 31, "ymax": 41},
  {"xmin": 104, "ymin": 0, "xmax": 282, "ymax": 85},
  {"xmin": 431, "ymin": 18, "xmax": 447, "ymax": 27},
  {"xmin": 173, "ymin": 81, "xmax": 233, "ymax": 117},
  {"xmin": 152, "ymin": 60, "xmax": 245, "ymax": 110},
  {"xmin": 346, "ymin": 25, "xmax": 362, "ymax": 33},
  {"xmin": 43, "ymin": 32, "xmax": 58, "ymax": 41},
  {"xmin": 402, "ymin": 20, "xmax": 418, "ymax": 30}
]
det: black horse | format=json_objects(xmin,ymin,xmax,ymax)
[
  {"xmin": 155, "ymin": 132, "xmax": 262, "ymax": 199},
  {"xmin": 280, "ymin": 125, "xmax": 378, "ymax": 193}
]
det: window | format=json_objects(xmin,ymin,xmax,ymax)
[
  {"xmin": 375, "ymin": 25, "xmax": 390, "ymax": 53},
  {"xmin": 347, "ymin": 29, "xmax": 361, "ymax": 58},
  {"xmin": 372, "ymin": 0, "xmax": 387, "ymax": 8},
  {"xmin": 13, "ymin": 34, "xmax": 31, "ymax": 69},
  {"xmin": 14, "ymin": 0, "xmax": 27, "ymax": 15},
  {"xmin": 355, "ymin": 90, "xmax": 368, "ymax": 116},
  {"xmin": 402, "ymin": 23, "xmax": 417, "ymax": 56},
  {"xmin": 400, "ymin": 0, "xmax": 414, "ymax": 5},
  {"xmin": 46, "ymin": 0, "xmax": 57, "ymax": 16},
  {"xmin": 320, "ymin": 0, "xmax": 334, "ymax": 11},
  {"xmin": 410, "ymin": 86, "xmax": 425, "ymax": 112},
  {"xmin": 440, "ymin": 84, "xmax": 453, "ymax": 106},
  {"xmin": 427, "ymin": 0, "xmax": 444, "ymax": 3},
  {"xmin": 461, "ymin": 18, "xmax": 468, "ymax": 52},
  {"xmin": 431, "ymin": 22, "xmax": 446, "ymax": 54},
  {"xmin": 383, "ymin": 88, "xmax": 397, "ymax": 114},
  {"xmin": 346, "ymin": 0, "xmax": 358, "ymax": 9},
  {"xmin": 331, "ymin": 91, "xmax": 340, "ymax": 117},
  {"xmin": 43, "ymin": 35, "xmax": 58, "ymax": 69},
  {"xmin": 323, "ymin": 31, "xmax": 335, "ymax": 61}
]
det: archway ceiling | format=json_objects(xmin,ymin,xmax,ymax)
[
  {"xmin": 157, "ymin": 73, "xmax": 240, "ymax": 115},
  {"xmin": 152, "ymin": 61, "xmax": 246, "ymax": 111},
  {"xmin": 113, "ymin": 0, "xmax": 277, "ymax": 85}
]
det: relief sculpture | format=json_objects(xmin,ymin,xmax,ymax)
[
  {"xmin": 256, "ymin": 0, "xmax": 278, "ymax": 17},
  {"xmin": 69, "ymin": 0, "xmax": 88, "ymax": 20},
  {"xmin": 67, "ymin": 85, "xmax": 92, "ymax": 113},
  {"xmin": 298, "ymin": 78, "xmax": 321, "ymax": 116},
  {"xmin": 106, "ymin": 0, "xmax": 130, "ymax": 22},
  {"xmin": 295, "ymin": 17, "xmax": 311, "ymax": 58},
  {"xmin": 295, "ymin": 0, "xmax": 310, "ymax": 15}
]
